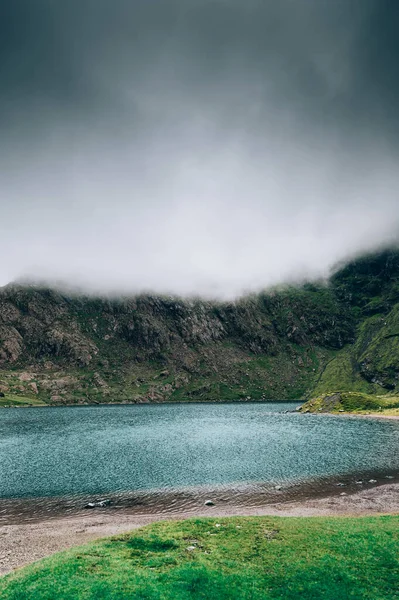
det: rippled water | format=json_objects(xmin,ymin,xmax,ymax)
[{"xmin": 1, "ymin": 403, "xmax": 398, "ymax": 502}]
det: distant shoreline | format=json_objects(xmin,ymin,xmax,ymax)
[
  {"xmin": 0, "ymin": 398, "xmax": 300, "ymax": 409},
  {"xmin": 302, "ymin": 411, "xmax": 399, "ymax": 421},
  {"xmin": 2, "ymin": 401, "xmax": 399, "ymax": 420},
  {"xmin": 343, "ymin": 413, "xmax": 399, "ymax": 420}
]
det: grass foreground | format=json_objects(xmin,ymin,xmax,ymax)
[{"xmin": 0, "ymin": 516, "xmax": 398, "ymax": 599}]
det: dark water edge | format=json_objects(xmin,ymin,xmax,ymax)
[{"xmin": 1, "ymin": 469, "xmax": 397, "ymax": 526}]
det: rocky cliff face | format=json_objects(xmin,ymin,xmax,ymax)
[
  {"xmin": 0, "ymin": 281, "xmax": 353, "ymax": 405},
  {"xmin": 1, "ymin": 249, "xmax": 398, "ymax": 405}
]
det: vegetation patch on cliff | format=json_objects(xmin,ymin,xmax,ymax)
[
  {"xmin": 300, "ymin": 391, "xmax": 399, "ymax": 415},
  {"xmin": 0, "ymin": 393, "xmax": 46, "ymax": 408}
]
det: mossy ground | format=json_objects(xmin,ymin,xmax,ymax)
[
  {"xmin": 311, "ymin": 348, "xmax": 380, "ymax": 396},
  {"xmin": 0, "ymin": 393, "xmax": 46, "ymax": 407},
  {"xmin": 0, "ymin": 516, "xmax": 398, "ymax": 599},
  {"xmin": 314, "ymin": 307, "xmax": 399, "ymax": 397},
  {"xmin": 301, "ymin": 391, "xmax": 399, "ymax": 415}
]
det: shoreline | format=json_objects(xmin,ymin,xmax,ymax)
[
  {"xmin": 0, "ymin": 399, "xmax": 298, "ymax": 409},
  {"xmin": 342, "ymin": 413, "xmax": 399, "ymax": 420},
  {"xmin": 1, "ymin": 399, "xmax": 399, "ymax": 419},
  {"xmin": 1, "ymin": 480, "xmax": 398, "ymax": 576},
  {"xmin": 303, "ymin": 411, "xmax": 399, "ymax": 420}
]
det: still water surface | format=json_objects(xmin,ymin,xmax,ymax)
[{"xmin": 0, "ymin": 403, "xmax": 398, "ymax": 499}]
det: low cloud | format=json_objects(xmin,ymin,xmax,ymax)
[{"xmin": 1, "ymin": 1, "xmax": 398, "ymax": 297}]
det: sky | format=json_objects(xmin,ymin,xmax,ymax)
[{"xmin": 1, "ymin": 0, "xmax": 399, "ymax": 298}]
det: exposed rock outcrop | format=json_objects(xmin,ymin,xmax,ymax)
[{"xmin": 1, "ymin": 249, "xmax": 399, "ymax": 405}]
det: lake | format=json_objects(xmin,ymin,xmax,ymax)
[{"xmin": 1, "ymin": 403, "xmax": 398, "ymax": 508}]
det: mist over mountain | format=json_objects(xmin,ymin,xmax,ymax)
[
  {"xmin": 0, "ymin": 249, "xmax": 399, "ymax": 406},
  {"xmin": 1, "ymin": 1, "xmax": 399, "ymax": 296}
]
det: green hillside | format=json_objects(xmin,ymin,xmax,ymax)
[
  {"xmin": 1, "ymin": 249, "xmax": 399, "ymax": 404},
  {"xmin": 313, "ymin": 250, "xmax": 399, "ymax": 397},
  {"xmin": 300, "ymin": 391, "xmax": 399, "ymax": 415}
]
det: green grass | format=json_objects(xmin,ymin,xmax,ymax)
[
  {"xmin": 313, "ymin": 303, "xmax": 399, "ymax": 397},
  {"xmin": 301, "ymin": 391, "xmax": 399, "ymax": 414},
  {"xmin": 1, "ymin": 516, "xmax": 398, "ymax": 599},
  {"xmin": 311, "ymin": 348, "xmax": 380, "ymax": 396},
  {"xmin": 0, "ymin": 394, "xmax": 46, "ymax": 407}
]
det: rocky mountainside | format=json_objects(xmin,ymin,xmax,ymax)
[{"xmin": 1, "ymin": 249, "xmax": 399, "ymax": 405}]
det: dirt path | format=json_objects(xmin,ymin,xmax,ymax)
[{"xmin": 1, "ymin": 483, "xmax": 398, "ymax": 576}]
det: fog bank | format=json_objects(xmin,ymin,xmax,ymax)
[{"xmin": 1, "ymin": 1, "xmax": 398, "ymax": 297}]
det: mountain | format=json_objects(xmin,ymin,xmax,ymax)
[
  {"xmin": 313, "ymin": 250, "xmax": 399, "ymax": 395},
  {"xmin": 0, "ymin": 249, "xmax": 398, "ymax": 406}
]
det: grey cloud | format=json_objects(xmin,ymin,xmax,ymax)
[
  {"xmin": 0, "ymin": 1, "xmax": 398, "ymax": 297},
  {"xmin": 2, "ymin": 0, "xmax": 398, "ymax": 136}
]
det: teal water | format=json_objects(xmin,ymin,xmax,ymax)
[{"xmin": 0, "ymin": 403, "xmax": 398, "ymax": 499}]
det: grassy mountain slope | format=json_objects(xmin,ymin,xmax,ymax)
[
  {"xmin": 314, "ymin": 250, "xmax": 399, "ymax": 396},
  {"xmin": 1, "ymin": 249, "xmax": 399, "ymax": 404}
]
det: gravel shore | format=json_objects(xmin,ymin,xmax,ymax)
[{"xmin": 1, "ymin": 482, "xmax": 398, "ymax": 576}]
